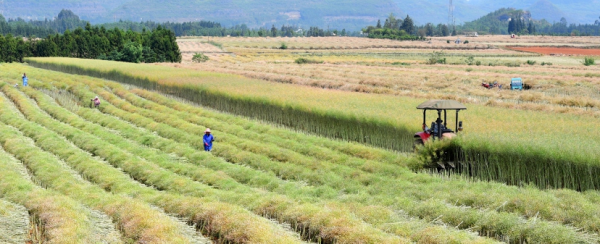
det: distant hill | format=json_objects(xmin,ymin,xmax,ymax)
[
  {"xmin": 1, "ymin": 0, "xmax": 598, "ymax": 30},
  {"xmin": 460, "ymin": 8, "xmax": 530, "ymax": 35}
]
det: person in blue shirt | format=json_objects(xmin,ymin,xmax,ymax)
[
  {"xmin": 203, "ymin": 128, "xmax": 215, "ymax": 151},
  {"xmin": 22, "ymin": 73, "xmax": 28, "ymax": 86}
]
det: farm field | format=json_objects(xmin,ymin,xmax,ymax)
[
  {"xmin": 1, "ymin": 63, "xmax": 600, "ymax": 243},
  {"xmin": 27, "ymin": 53, "xmax": 600, "ymax": 191},
  {"xmin": 5, "ymin": 35, "xmax": 600, "ymax": 243}
]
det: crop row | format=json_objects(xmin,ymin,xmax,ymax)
[
  {"xmin": 0, "ymin": 142, "xmax": 103, "ymax": 243},
  {"xmin": 0, "ymin": 83, "xmax": 302, "ymax": 243},
  {"xmin": 31, "ymin": 81, "xmax": 498, "ymax": 243},
  {"xmin": 24, "ymin": 58, "xmax": 600, "ymax": 192},
  {"xmin": 19, "ymin": 68, "xmax": 600, "ymax": 243}
]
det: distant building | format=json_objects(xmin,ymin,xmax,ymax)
[{"xmin": 464, "ymin": 32, "xmax": 478, "ymax": 37}]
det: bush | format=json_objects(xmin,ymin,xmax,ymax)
[
  {"xmin": 475, "ymin": 61, "xmax": 482, "ymax": 66},
  {"xmin": 541, "ymin": 62, "xmax": 552, "ymax": 66},
  {"xmin": 464, "ymin": 40, "xmax": 469, "ymax": 44},
  {"xmin": 192, "ymin": 53, "xmax": 209, "ymax": 63},
  {"xmin": 446, "ymin": 40, "xmax": 450, "ymax": 44},
  {"xmin": 294, "ymin": 58, "xmax": 323, "ymax": 64},
  {"xmin": 280, "ymin": 42, "xmax": 288, "ymax": 50},
  {"xmin": 526, "ymin": 60, "xmax": 536, "ymax": 65},
  {"xmin": 465, "ymin": 56, "xmax": 475, "ymax": 65},
  {"xmin": 426, "ymin": 51, "xmax": 446, "ymax": 65},
  {"xmin": 583, "ymin": 57, "xmax": 595, "ymax": 66},
  {"xmin": 466, "ymin": 68, "xmax": 473, "ymax": 72}
]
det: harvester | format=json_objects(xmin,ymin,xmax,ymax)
[{"xmin": 414, "ymin": 100, "xmax": 467, "ymax": 169}]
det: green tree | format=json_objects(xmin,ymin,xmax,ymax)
[
  {"xmin": 271, "ymin": 25, "xmax": 277, "ymax": 37},
  {"xmin": 401, "ymin": 15, "xmax": 414, "ymax": 34},
  {"xmin": 121, "ymin": 41, "xmax": 143, "ymax": 63},
  {"xmin": 425, "ymin": 23, "xmax": 434, "ymax": 36}
]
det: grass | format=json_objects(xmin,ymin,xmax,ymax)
[
  {"xmin": 24, "ymin": 58, "xmax": 600, "ymax": 191},
  {"xmin": 6, "ymin": 65, "xmax": 600, "ymax": 243}
]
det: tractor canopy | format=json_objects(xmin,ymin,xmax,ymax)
[{"xmin": 417, "ymin": 100, "xmax": 467, "ymax": 110}]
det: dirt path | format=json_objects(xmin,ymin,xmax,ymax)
[{"xmin": 508, "ymin": 46, "xmax": 600, "ymax": 56}]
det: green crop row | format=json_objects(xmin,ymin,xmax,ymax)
[
  {"xmin": 0, "ymin": 83, "xmax": 302, "ymax": 244},
  {"xmin": 0, "ymin": 86, "xmax": 205, "ymax": 243},
  {"xmin": 123, "ymin": 85, "xmax": 600, "ymax": 239},
  {"xmin": 86, "ymin": 82, "xmax": 599, "ymax": 244},
  {"xmin": 0, "ymin": 145, "xmax": 101, "ymax": 243},
  {"xmin": 30, "ymin": 72, "xmax": 598, "ymax": 243},
  {"xmin": 7, "ymin": 61, "xmax": 593, "ymax": 242},
  {"xmin": 27, "ymin": 82, "xmax": 495, "ymax": 243},
  {"xmin": 23, "ymin": 58, "xmax": 600, "ymax": 192},
  {"xmin": 4, "ymin": 82, "xmax": 420, "ymax": 243},
  {"xmin": 11, "ymin": 83, "xmax": 410, "ymax": 243}
]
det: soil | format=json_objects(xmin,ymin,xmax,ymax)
[{"xmin": 507, "ymin": 46, "xmax": 600, "ymax": 56}]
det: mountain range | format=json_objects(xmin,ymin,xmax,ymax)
[{"xmin": 1, "ymin": 0, "xmax": 598, "ymax": 30}]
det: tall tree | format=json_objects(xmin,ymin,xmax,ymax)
[{"xmin": 401, "ymin": 15, "xmax": 414, "ymax": 34}]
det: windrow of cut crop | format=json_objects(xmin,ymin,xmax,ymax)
[
  {"xmin": 10, "ymin": 63, "xmax": 600, "ymax": 240},
  {"xmin": 110, "ymin": 82, "xmax": 600, "ymax": 238},
  {"xmin": 124, "ymin": 87, "xmax": 407, "ymax": 169},
  {"xmin": 0, "ymin": 143, "xmax": 103, "ymax": 243},
  {"xmin": 0, "ymin": 92, "xmax": 204, "ymax": 244},
  {"xmin": 25, "ymin": 85, "xmax": 499, "ymax": 244},
  {"xmin": 26, "ymin": 58, "xmax": 415, "ymax": 152},
  {"xmin": 53, "ymin": 80, "xmax": 597, "ymax": 243},
  {"xmin": 120, "ymin": 84, "xmax": 600, "ymax": 237},
  {"xmin": 26, "ymin": 58, "xmax": 600, "ymax": 192},
  {"xmin": 0, "ymin": 84, "xmax": 303, "ymax": 244},
  {"xmin": 3, "ymin": 84, "xmax": 404, "ymax": 244}
]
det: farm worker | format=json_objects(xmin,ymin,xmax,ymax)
[
  {"xmin": 22, "ymin": 73, "xmax": 28, "ymax": 87},
  {"xmin": 92, "ymin": 96, "xmax": 101, "ymax": 108},
  {"xmin": 203, "ymin": 128, "xmax": 215, "ymax": 151}
]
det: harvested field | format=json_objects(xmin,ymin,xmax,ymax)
[
  {"xmin": 508, "ymin": 46, "xmax": 600, "ymax": 56},
  {"xmin": 3, "ymin": 34, "xmax": 600, "ymax": 243},
  {"xmin": 4, "ymin": 62, "xmax": 600, "ymax": 243}
]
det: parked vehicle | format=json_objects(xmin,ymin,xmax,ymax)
[{"xmin": 510, "ymin": 78, "xmax": 523, "ymax": 90}]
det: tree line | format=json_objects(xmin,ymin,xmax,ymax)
[
  {"xmin": 0, "ymin": 23, "xmax": 180, "ymax": 63},
  {"xmin": 363, "ymin": 14, "xmax": 425, "ymax": 40}
]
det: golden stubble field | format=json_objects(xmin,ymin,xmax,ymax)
[{"xmin": 173, "ymin": 36, "xmax": 600, "ymax": 117}]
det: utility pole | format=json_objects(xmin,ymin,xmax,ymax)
[{"xmin": 448, "ymin": 0, "xmax": 454, "ymax": 32}]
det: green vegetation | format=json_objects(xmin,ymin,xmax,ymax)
[
  {"xmin": 583, "ymin": 57, "xmax": 595, "ymax": 66},
  {"xmin": 191, "ymin": 53, "xmax": 209, "ymax": 63},
  {"xmin": 0, "ymin": 23, "xmax": 181, "ymax": 63},
  {"xmin": 426, "ymin": 51, "xmax": 447, "ymax": 65},
  {"xmin": 2, "ymin": 63, "xmax": 600, "ymax": 242},
  {"xmin": 294, "ymin": 57, "xmax": 323, "ymax": 64},
  {"xmin": 24, "ymin": 58, "xmax": 600, "ymax": 192}
]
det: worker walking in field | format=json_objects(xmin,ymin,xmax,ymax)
[
  {"xmin": 91, "ymin": 96, "xmax": 101, "ymax": 108},
  {"xmin": 203, "ymin": 128, "xmax": 215, "ymax": 151},
  {"xmin": 22, "ymin": 73, "xmax": 28, "ymax": 87}
]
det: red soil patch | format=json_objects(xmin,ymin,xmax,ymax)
[{"xmin": 508, "ymin": 46, "xmax": 600, "ymax": 56}]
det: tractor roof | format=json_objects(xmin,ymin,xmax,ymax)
[{"xmin": 417, "ymin": 100, "xmax": 467, "ymax": 110}]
